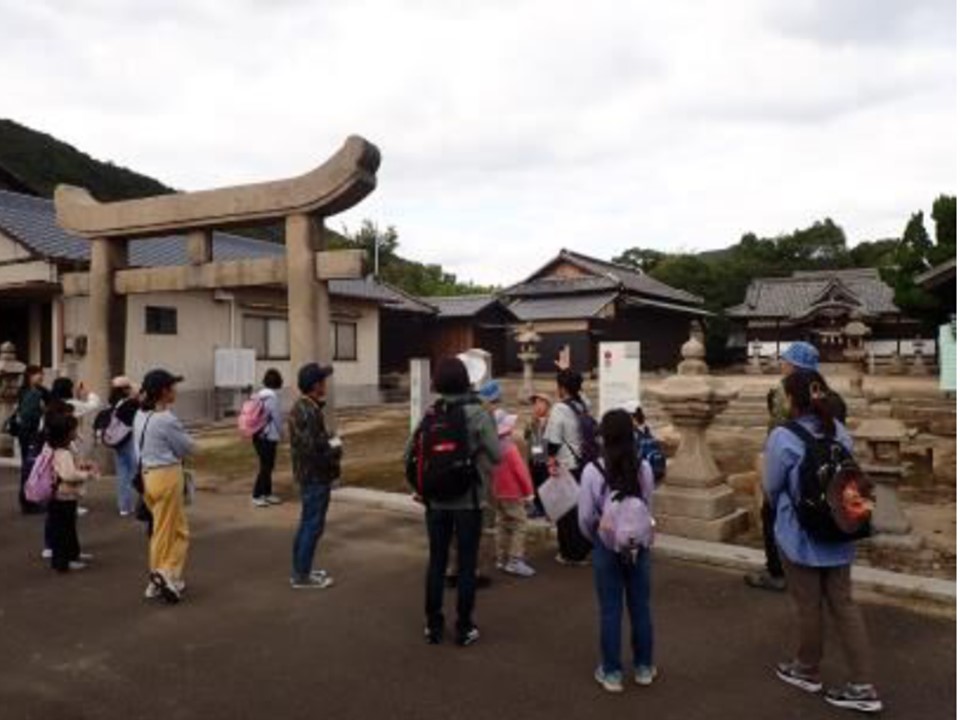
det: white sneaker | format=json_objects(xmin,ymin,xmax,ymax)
[
  {"xmin": 41, "ymin": 548, "xmax": 52, "ymax": 560},
  {"xmin": 68, "ymin": 561, "xmax": 87, "ymax": 571},
  {"xmin": 503, "ymin": 558, "xmax": 536, "ymax": 578},
  {"xmin": 291, "ymin": 575, "xmax": 334, "ymax": 589},
  {"xmin": 119, "ymin": 511, "xmax": 131, "ymax": 518},
  {"xmin": 77, "ymin": 506, "xmax": 90, "ymax": 517},
  {"xmin": 251, "ymin": 497, "xmax": 270, "ymax": 508},
  {"xmin": 79, "ymin": 552, "xmax": 94, "ymax": 561},
  {"xmin": 266, "ymin": 495, "xmax": 283, "ymax": 505},
  {"xmin": 144, "ymin": 582, "xmax": 161, "ymax": 599}
]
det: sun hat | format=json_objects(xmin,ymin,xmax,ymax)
[
  {"xmin": 528, "ymin": 391, "xmax": 552, "ymax": 404},
  {"xmin": 477, "ymin": 379, "xmax": 502, "ymax": 403},
  {"xmin": 780, "ymin": 342, "xmax": 820, "ymax": 372},
  {"xmin": 495, "ymin": 411, "xmax": 518, "ymax": 437}
]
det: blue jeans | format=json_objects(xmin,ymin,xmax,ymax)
[
  {"xmin": 114, "ymin": 440, "xmax": 138, "ymax": 515},
  {"xmin": 592, "ymin": 544, "xmax": 654, "ymax": 674},
  {"xmin": 292, "ymin": 483, "xmax": 332, "ymax": 581}
]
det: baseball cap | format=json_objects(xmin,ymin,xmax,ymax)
[
  {"xmin": 141, "ymin": 369, "xmax": 183, "ymax": 395},
  {"xmin": 780, "ymin": 342, "xmax": 820, "ymax": 372},
  {"xmin": 297, "ymin": 362, "xmax": 333, "ymax": 393}
]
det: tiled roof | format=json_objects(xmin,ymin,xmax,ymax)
[
  {"xmin": 504, "ymin": 249, "xmax": 703, "ymax": 305},
  {"xmin": 727, "ymin": 269, "xmax": 899, "ymax": 319},
  {"xmin": 426, "ymin": 294, "xmax": 502, "ymax": 318},
  {"xmin": 509, "ymin": 292, "xmax": 618, "ymax": 321},
  {"xmin": 0, "ymin": 189, "xmax": 420, "ymax": 308}
]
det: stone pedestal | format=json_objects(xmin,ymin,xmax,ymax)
[
  {"xmin": 909, "ymin": 339, "xmax": 928, "ymax": 376},
  {"xmin": 649, "ymin": 325, "xmax": 748, "ymax": 542},
  {"xmin": 852, "ymin": 417, "xmax": 921, "ymax": 549},
  {"xmin": 515, "ymin": 323, "xmax": 542, "ymax": 403},
  {"xmin": 745, "ymin": 340, "xmax": 763, "ymax": 375}
]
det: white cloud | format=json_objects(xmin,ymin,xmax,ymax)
[{"xmin": 1, "ymin": 0, "xmax": 954, "ymax": 285}]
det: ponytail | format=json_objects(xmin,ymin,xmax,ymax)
[{"xmin": 783, "ymin": 370, "xmax": 835, "ymax": 437}]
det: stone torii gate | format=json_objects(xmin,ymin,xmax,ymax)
[{"xmin": 54, "ymin": 135, "xmax": 381, "ymax": 401}]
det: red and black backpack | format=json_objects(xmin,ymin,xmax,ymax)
[{"xmin": 406, "ymin": 398, "xmax": 481, "ymax": 505}]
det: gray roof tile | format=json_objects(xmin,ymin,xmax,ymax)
[
  {"xmin": 427, "ymin": 295, "xmax": 500, "ymax": 318},
  {"xmin": 509, "ymin": 292, "xmax": 618, "ymax": 321}
]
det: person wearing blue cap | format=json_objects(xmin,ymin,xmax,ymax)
[
  {"xmin": 288, "ymin": 362, "xmax": 341, "ymax": 590},
  {"xmin": 746, "ymin": 342, "xmax": 847, "ymax": 593}
]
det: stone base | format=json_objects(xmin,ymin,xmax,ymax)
[
  {"xmin": 869, "ymin": 532, "xmax": 924, "ymax": 550},
  {"xmin": 655, "ymin": 509, "xmax": 749, "ymax": 542},
  {"xmin": 655, "ymin": 483, "xmax": 738, "ymax": 519}
]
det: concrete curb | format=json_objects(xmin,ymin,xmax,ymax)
[{"xmin": 334, "ymin": 486, "xmax": 956, "ymax": 606}]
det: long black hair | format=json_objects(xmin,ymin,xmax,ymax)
[
  {"xmin": 783, "ymin": 370, "xmax": 836, "ymax": 438},
  {"xmin": 45, "ymin": 412, "xmax": 78, "ymax": 450},
  {"xmin": 599, "ymin": 409, "xmax": 640, "ymax": 496}
]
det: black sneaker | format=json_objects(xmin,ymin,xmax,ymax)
[
  {"xmin": 149, "ymin": 571, "xmax": 181, "ymax": 605},
  {"xmin": 775, "ymin": 661, "xmax": 822, "ymax": 694},
  {"xmin": 745, "ymin": 570, "xmax": 787, "ymax": 592},
  {"xmin": 824, "ymin": 684, "xmax": 883, "ymax": 714},
  {"xmin": 456, "ymin": 626, "xmax": 480, "ymax": 647},
  {"xmin": 424, "ymin": 627, "xmax": 443, "ymax": 645}
]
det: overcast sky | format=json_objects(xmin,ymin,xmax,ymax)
[{"xmin": 3, "ymin": 0, "xmax": 955, "ymax": 285}]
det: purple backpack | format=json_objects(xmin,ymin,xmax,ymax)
[
  {"xmin": 596, "ymin": 463, "xmax": 655, "ymax": 559},
  {"xmin": 24, "ymin": 445, "xmax": 57, "ymax": 505}
]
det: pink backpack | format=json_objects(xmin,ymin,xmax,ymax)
[
  {"xmin": 24, "ymin": 445, "xmax": 57, "ymax": 504},
  {"xmin": 237, "ymin": 396, "xmax": 268, "ymax": 438}
]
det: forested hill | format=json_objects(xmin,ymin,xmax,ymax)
[
  {"xmin": 0, "ymin": 119, "xmax": 172, "ymax": 199},
  {"xmin": 0, "ymin": 118, "xmax": 489, "ymax": 295}
]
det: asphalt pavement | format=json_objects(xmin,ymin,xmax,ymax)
[{"xmin": 0, "ymin": 473, "xmax": 954, "ymax": 720}]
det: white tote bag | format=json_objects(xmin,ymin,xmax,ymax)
[{"xmin": 537, "ymin": 468, "xmax": 580, "ymax": 522}]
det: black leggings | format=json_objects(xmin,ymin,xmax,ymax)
[
  {"xmin": 253, "ymin": 437, "xmax": 277, "ymax": 498},
  {"xmin": 48, "ymin": 499, "xmax": 80, "ymax": 571}
]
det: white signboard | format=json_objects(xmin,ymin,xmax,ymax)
[
  {"xmin": 214, "ymin": 348, "xmax": 257, "ymax": 388},
  {"xmin": 939, "ymin": 323, "xmax": 956, "ymax": 393},
  {"xmin": 410, "ymin": 358, "xmax": 432, "ymax": 431},
  {"xmin": 598, "ymin": 341, "xmax": 641, "ymax": 417}
]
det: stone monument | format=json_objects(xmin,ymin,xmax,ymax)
[
  {"xmin": 515, "ymin": 323, "xmax": 541, "ymax": 402},
  {"xmin": 648, "ymin": 323, "xmax": 748, "ymax": 541},
  {"xmin": 0, "ymin": 342, "xmax": 25, "ymax": 458},
  {"xmin": 410, "ymin": 358, "xmax": 431, "ymax": 432},
  {"xmin": 852, "ymin": 417, "xmax": 921, "ymax": 549}
]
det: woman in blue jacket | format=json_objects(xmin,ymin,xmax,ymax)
[{"xmin": 764, "ymin": 370, "xmax": 881, "ymax": 714}]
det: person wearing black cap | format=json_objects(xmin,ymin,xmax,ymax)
[
  {"xmin": 134, "ymin": 369, "xmax": 195, "ymax": 604},
  {"xmin": 288, "ymin": 362, "xmax": 341, "ymax": 590}
]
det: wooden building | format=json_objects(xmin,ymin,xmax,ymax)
[{"xmin": 500, "ymin": 250, "xmax": 708, "ymax": 372}]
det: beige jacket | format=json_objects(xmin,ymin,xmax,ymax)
[{"xmin": 53, "ymin": 448, "xmax": 92, "ymax": 501}]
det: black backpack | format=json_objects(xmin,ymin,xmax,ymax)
[
  {"xmin": 784, "ymin": 421, "xmax": 873, "ymax": 543},
  {"xmin": 406, "ymin": 398, "xmax": 481, "ymax": 504},
  {"xmin": 565, "ymin": 399, "xmax": 599, "ymax": 476},
  {"xmin": 92, "ymin": 407, "xmax": 113, "ymax": 443}
]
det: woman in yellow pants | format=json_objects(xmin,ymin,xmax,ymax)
[{"xmin": 134, "ymin": 369, "xmax": 195, "ymax": 604}]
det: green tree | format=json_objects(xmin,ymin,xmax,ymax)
[
  {"xmin": 930, "ymin": 194, "xmax": 956, "ymax": 265},
  {"xmin": 612, "ymin": 248, "xmax": 665, "ymax": 273}
]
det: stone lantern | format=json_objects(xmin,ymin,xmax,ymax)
[
  {"xmin": 852, "ymin": 417, "xmax": 920, "ymax": 549},
  {"xmin": 515, "ymin": 323, "xmax": 541, "ymax": 403},
  {"xmin": 647, "ymin": 323, "xmax": 748, "ymax": 541},
  {"xmin": 909, "ymin": 336, "xmax": 928, "ymax": 376},
  {"xmin": 0, "ymin": 342, "xmax": 26, "ymax": 458},
  {"xmin": 746, "ymin": 339, "xmax": 764, "ymax": 375}
]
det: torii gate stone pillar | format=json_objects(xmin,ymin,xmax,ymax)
[{"xmin": 55, "ymin": 136, "xmax": 380, "ymax": 401}]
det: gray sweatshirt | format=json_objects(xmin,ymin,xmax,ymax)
[{"xmin": 133, "ymin": 409, "xmax": 195, "ymax": 468}]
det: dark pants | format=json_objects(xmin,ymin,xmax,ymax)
[
  {"xmin": 557, "ymin": 507, "xmax": 592, "ymax": 562},
  {"xmin": 593, "ymin": 544, "xmax": 654, "ymax": 674},
  {"xmin": 425, "ymin": 508, "xmax": 482, "ymax": 634},
  {"xmin": 253, "ymin": 437, "xmax": 277, "ymax": 499},
  {"xmin": 292, "ymin": 483, "xmax": 332, "ymax": 580},
  {"xmin": 18, "ymin": 434, "xmax": 43, "ymax": 514},
  {"xmin": 48, "ymin": 499, "xmax": 80, "ymax": 572},
  {"xmin": 530, "ymin": 462, "xmax": 549, "ymax": 515},
  {"xmin": 761, "ymin": 500, "xmax": 784, "ymax": 578}
]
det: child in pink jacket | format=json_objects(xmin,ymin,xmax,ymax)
[{"xmin": 493, "ymin": 411, "xmax": 536, "ymax": 578}]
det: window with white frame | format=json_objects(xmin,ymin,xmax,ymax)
[
  {"xmin": 332, "ymin": 321, "xmax": 358, "ymax": 361},
  {"xmin": 243, "ymin": 315, "xmax": 290, "ymax": 360}
]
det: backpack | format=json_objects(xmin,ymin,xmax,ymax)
[
  {"xmin": 238, "ymin": 395, "xmax": 269, "ymax": 439},
  {"xmin": 406, "ymin": 398, "xmax": 481, "ymax": 504},
  {"xmin": 595, "ymin": 463, "xmax": 655, "ymax": 559},
  {"xmin": 783, "ymin": 421, "xmax": 873, "ymax": 543},
  {"xmin": 102, "ymin": 411, "xmax": 133, "ymax": 448},
  {"xmin": 2, "ymin": 410, "xmax": 21, "ymax": 438},
  {"xmin": 24, "ymin": 444, "xmax": 57, "ymax": 505},
  {"xmin": 637, "ymin": 427, "xmax": 666, "ymax": 481},
  {"xmin": 564, "ymin": 399, "xmax": 599, "ymax": 475}
]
